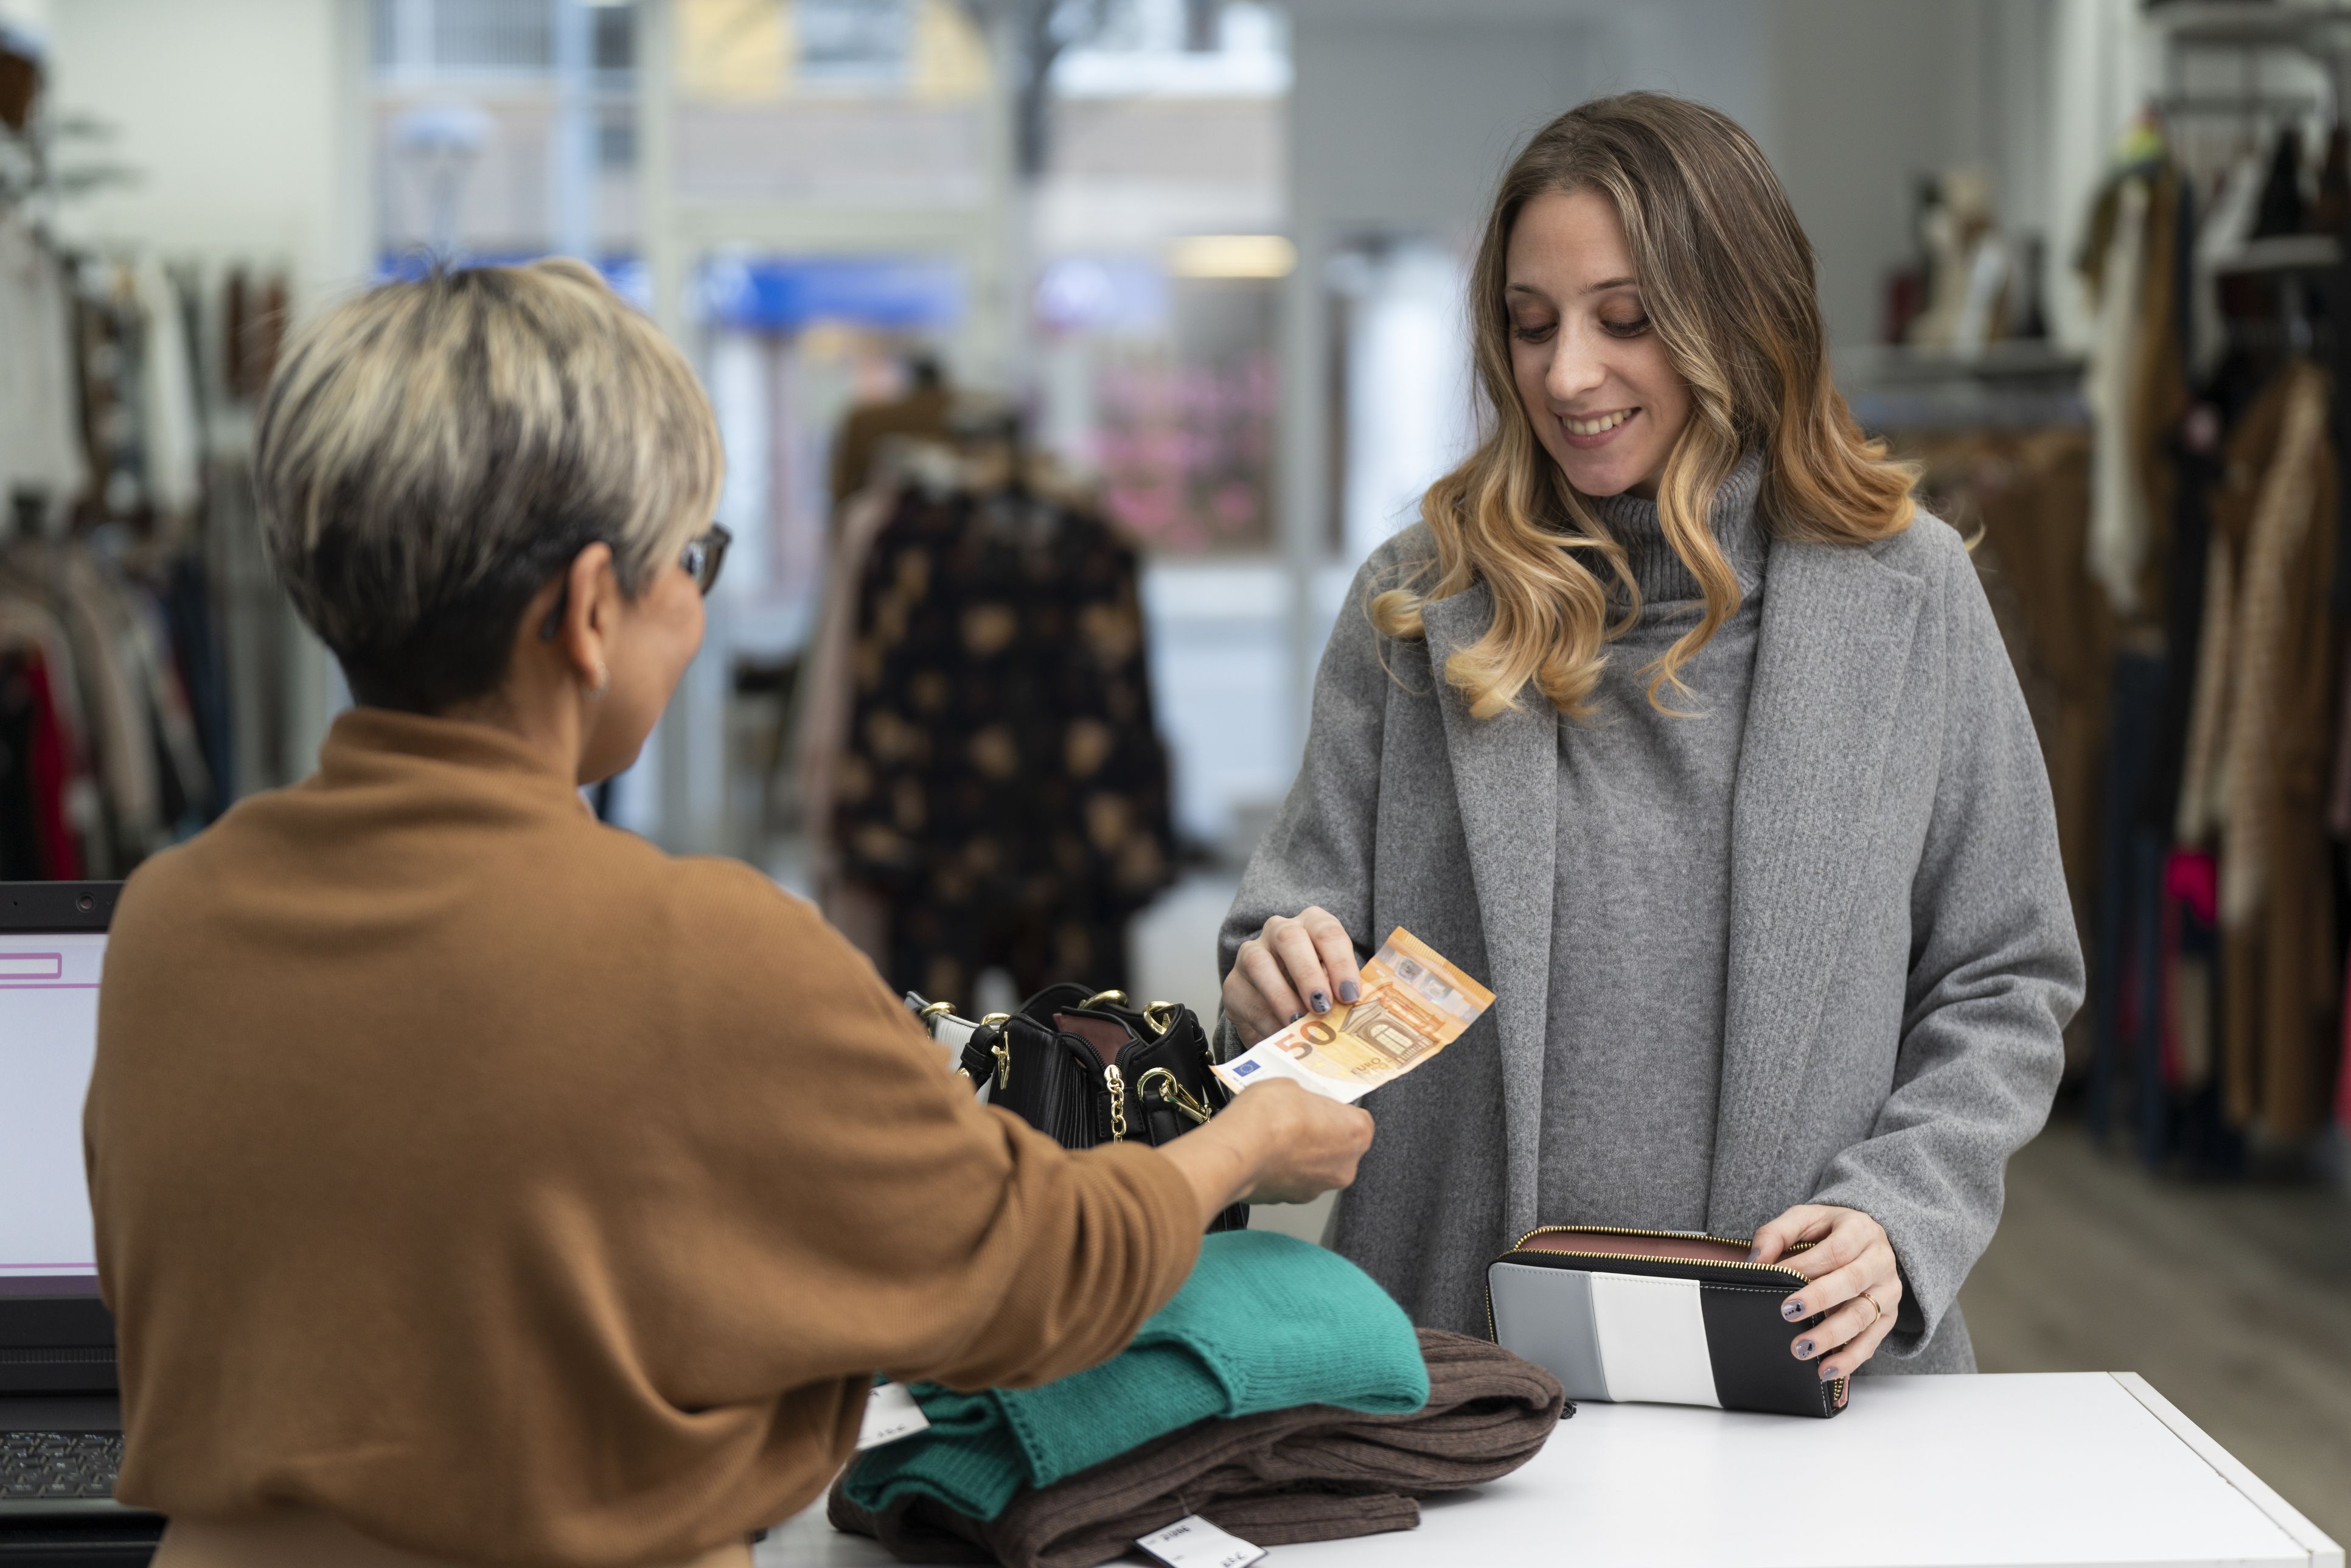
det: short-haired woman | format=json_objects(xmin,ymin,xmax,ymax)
[
  {"xmin": 1222, "ymin": 94, "xmax": 2083, "ymax": 1385},
  {"xmin": 86, "ymin": 259, "xmax": 1372, "ymax": 1568}
]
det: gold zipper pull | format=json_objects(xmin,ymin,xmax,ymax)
[{"xmin": 1104, "ymin": 1064, "xmax": 1128, "ymax": 1140}]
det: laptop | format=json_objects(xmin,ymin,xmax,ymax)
[{"xmin": 0, "ymin": 881, "xmax": 165, "ymax": 1561}]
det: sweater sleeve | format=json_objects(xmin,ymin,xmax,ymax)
[
  {"xmin": 625, "ymin": 867, "xmax": 1203, "ymax": 1405},
  {"xmin": 1808, "ymin": 531, "xmax": 2084, "ymax": 1362},
  {"xmin": 1214, "ymin": 543, "xmax": 1407, "ymax": 1053}
]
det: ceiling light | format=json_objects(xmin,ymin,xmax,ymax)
[{"xmin": 1169, "ymin": 235, "xmax": 1296, "ymax": 279}]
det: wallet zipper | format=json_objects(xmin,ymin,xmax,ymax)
[
  {"xmin": 1505, "ymin": 1223, "xmax": 1812, "ymax": 1283},
  {"xmin": 1491, "ymin": 1224, "xmax": 1848, "ymax": 1410}
]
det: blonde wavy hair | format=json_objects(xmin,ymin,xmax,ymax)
[{"xmin": 1371, "ymin": 92, "xmax": 1916, "ymax": 718}]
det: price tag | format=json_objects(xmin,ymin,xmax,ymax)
[
  {"xmin": 855, "ymin": 1382, "xmax": 932, "ymax": 1451},
  {"xmin": 1136, "ymin": 1514, "xmax": 1265, "ymax": 1568}
]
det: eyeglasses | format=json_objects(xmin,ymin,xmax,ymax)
[
  {"xmin": 537, "ymin": 523, "xmax": 734, "ymax": 642},
  {"xmin": 680, "ymin": 523, "xmax": 731, "ymax": 596}
]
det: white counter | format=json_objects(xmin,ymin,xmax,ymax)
[{"xmin": 759, "ymin": 1372, "xmax": 2342, "ymax": 1568}]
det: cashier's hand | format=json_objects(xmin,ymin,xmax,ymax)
[
  {"xmin": 1749, "ymin": 1204, "xmax": 1904, "ymax": 1391},
  {"xmin": 1154, "ymin": 1079, "xmax": 1373, "ymax": 1228},
  {"xmin": 1224, "ymin": 906, "xmax": 1364, "ymax": 1045}
]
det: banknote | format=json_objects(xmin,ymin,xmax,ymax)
[{"xmin": 1211, "ymin": 928, "xmax": 1494, "ymax": 1104}]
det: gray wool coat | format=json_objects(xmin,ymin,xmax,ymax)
[{"xmin": 1217, "ymin": 512, "xmax": 2085, "ymax": 1373}]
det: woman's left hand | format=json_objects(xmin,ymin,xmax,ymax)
[{"xmin": 1748, "ymin": 1204, "xmax": 1904, "ymax": 1387}]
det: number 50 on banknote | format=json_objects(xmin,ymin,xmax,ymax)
[{"xmin": 1211, "ymin": 929, "xmax": 1494, "ymax": 1104}]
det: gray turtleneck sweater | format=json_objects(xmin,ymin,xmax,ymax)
[{"xmin": 1538, "ymin": 453, "xmax": 1769, "ymax": 1229}]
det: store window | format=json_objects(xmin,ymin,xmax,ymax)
[
  {"xmin": 1031, "ymin": 2, "xmax": 1290, "ymax": 559},
  {"xmin": 671, "ymin": 0, "xmax": 989, "ymax": 206},
  {"xmin": 371, "ymin": 0, "xmax": 639, "ymax": 260}
]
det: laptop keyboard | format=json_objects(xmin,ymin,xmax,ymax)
[{"xmin": 1, "ymin": 1430, "xmax": 122, "ymax": 1502}]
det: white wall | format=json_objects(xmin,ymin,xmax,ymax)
[{"xmin": 44, "ymin": 0, "xmax": 372, "ymax": 312}]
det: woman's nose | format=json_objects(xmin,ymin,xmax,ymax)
[{"xmin": 1544, "ymin": 332, "xmax": 1607, "ymax": 406}]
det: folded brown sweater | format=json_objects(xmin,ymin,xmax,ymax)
[{"xmin": 829, "ymin": 1329, "xmax": 1568, "ymax": 1568}]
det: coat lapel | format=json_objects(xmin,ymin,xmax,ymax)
[
  {"xmin": 1420, "ymin": 586, "xmax": 1558, "ymax": 1235},
  {"xmin": 1708, "ymin": 538, "xmax": 1926, "ymax": 1230}
]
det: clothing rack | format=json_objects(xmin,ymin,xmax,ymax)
[
  {"xmin": 0, "ymin": 34, "xmax": 296, "ymax": 877},
  {"xmin": 2045, "ymin": 7, "xmax": 2351, "ymax": 1168}
]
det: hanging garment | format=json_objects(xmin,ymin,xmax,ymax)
[
  {"xmin": 0, "ymin": 212, "xmax": 91, "ymax": 524},
  {"xmin": 2215, "ymin": 364, "xmax": 2328, "ymax": 928},
  {"xmin": 2192, "ymin": 154, "xmax": 2265, "ymax": 382},
  {"xmin": 2310, "ymin": 127, "xmax": 2350, "ymax": 235},
  {"xmin": 160, "ymin": 551, "xmax": 233, "ymax": 807},
  {"xmin": 2337, "ymin": 952, "xmax": 2351, "ymax": 1135},
  {"xmin": 829, "ymin": 386, "xmax": 956, "ymax": 513},
  {"xmin": 20, "ymin": 653, "xmax": 78, "ymax": 879},
  {"xmin": 2085, "ymin": 176, "xmax": 2155, "ymax": 615},
  {"xmin": 2178, "ymin": 362, "xmax": 2339, "ymax": 1138},
  {"xmin": 2251, "ymin": 125, "xmax": 2307, "ymax": 239},
  {"xmin": 835, "ymin": 487, "xmax": 1176, "ymax": 1002},
  {"xmin": 0, "ymin": 586, "xmax": 99, "ymax": 868},
  {"xmin": 792, "ymin": 481, "xmax": 903, "ymax": 968},
  {"xmin": 2161, "ymin": 849, "xmax": 2219, "ymax": 1093},
  {"xmin": 0, "ymin": 652, "xmax": 50, "ymax": 877},
  {"xmin": 133, "ymin": 256, "xmax": 203, "ymax": 520}
]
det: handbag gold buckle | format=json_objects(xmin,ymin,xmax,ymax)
[
  {"xmin": 1137, "ymin": 1067, "xmax": 1214, "ymax": 1126},
  {"xmin": 973, "ymin": 1015, "xmax": 1014, "ymax": 1090},
  {"xmin": 1079, "ymin": 988, "xmax": 1129, "ymax": 1011},
  {"xmin": 1141, "ymin": 1000, "xmax": 1177, "ymax": 1037}
]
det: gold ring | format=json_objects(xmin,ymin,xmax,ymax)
[{"xmin": 1861, "ymin": 1289, "xmax": 1886, "ymax": 1328}]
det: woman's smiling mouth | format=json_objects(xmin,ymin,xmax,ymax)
[{"xmin": 1558, "ymin": 407, "xmax": 1639, "ymax": 446}]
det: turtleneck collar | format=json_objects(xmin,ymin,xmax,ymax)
[
  {"xmin": 315, "ymin": 706, "xmax": 591, "ymax": 814},
  {"xmin": 1586, "ymin": 450, "xmax": 1768, "ymax": 610}
]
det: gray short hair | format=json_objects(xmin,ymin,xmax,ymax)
[{"xmin": 253, "ymin": 258, "xmax": 723, "ymax": 712}]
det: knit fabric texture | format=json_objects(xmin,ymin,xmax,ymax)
[
  {"xmin": 844, "ymin": 1232, "xmax": 1429, "ymax": 1521},
  {"xmin": 1538, "ymin": 452, "xmax": 1769, "ymax": 1228},
  {"xmin": 829, "ymin": 1327, "xmax": 1567, "ymax": 1568}
]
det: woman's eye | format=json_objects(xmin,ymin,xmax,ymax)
[
  {"xmin": 1601, "ymin": 315, "xmax": 1653, "ymax": 339},
  {"xmin": 1512, "ymin": 322, "xmax": 1557, "ymax": 345}
]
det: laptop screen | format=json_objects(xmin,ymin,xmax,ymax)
[{"xmin": 0, "ymin": 930, "xmax": 105, "ymax": 1298}]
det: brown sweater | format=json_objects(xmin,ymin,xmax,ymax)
[{"xmin": 83, "ymin": 710, "xmax": 1202, "ymax": 1567}]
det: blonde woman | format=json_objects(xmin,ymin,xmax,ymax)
[
  {"xmin": 87, "ymin": 260, "xmax": 1370, "ymax": 1568},
  {"xmin": 1221, "ymin": 94, "xmax": 2081, "ymax": 1384}
]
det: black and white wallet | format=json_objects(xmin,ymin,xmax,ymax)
[{"xmin": 1486, "ymin": 1226, "xmax": 1848, "ymax": 1418}]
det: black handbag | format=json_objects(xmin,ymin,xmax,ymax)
[
  {"xmin": 1486, "ymin": 1225, "xmax": 1848, "ymax": 1417},
  {"xmin": 905, "ymin": 984, "xmax": 1249, "ymax": 1234}
]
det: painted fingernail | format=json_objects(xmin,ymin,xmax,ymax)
[
  {"xmin": 1339, "ymin": 980, "xmax": 1360, "ymax": 1003},
  {"xmin": 1819, "ymin": 1364, "xmax": 1841, "ymax": 1382},
  {"xmin": 1792, "ymin": 1338, "xmax": 1816, "ymax": 1359},
  {"xmin": 1781, "ymin": 1300, "xmax": 1805, "ymax": 1320},
  {"xmin": 1289, "ymin": 1011, "xmax": 1304, "ymax": 1023},
  {"xmin": 1745, "ymin": 1248, "xmax": 1761, "ymax": 1263},
  {"xmin": 1311, "ymin": 991, "xmax": 1329, "ymax": 1012}
]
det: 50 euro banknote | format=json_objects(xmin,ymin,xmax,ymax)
[{"xmin": 1211, "ymin": 928, "xmax": 1495, "ymax": 1104}]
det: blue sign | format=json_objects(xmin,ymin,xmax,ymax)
[{"xmin": 697, "ymin": 255, "xmax": 964, "ymax": 332}]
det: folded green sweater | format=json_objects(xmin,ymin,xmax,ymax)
[{"xmin": 844, "ymin": 1230, "xmax": 1429, "ymax": 1521}]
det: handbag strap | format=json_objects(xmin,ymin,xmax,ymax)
[{"xmin": 904, "ymin": 992, "xmax": 1014, "ymax": 1092}]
